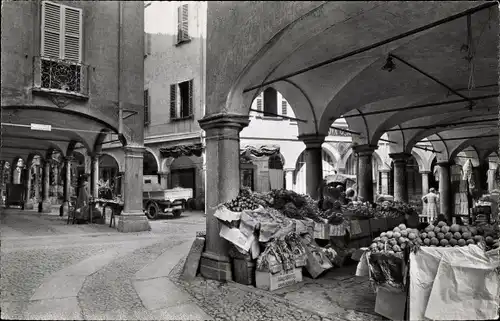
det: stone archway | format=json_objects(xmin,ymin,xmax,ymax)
[{"xmin": 294, "ymin": 148, "xmax": 338, "ymax": 194}]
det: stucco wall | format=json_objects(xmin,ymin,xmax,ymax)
[
  {"xmin": 1, "ymin": 1, "xmax": 144, "ymax": 144},
  {"xmin": 144, "ymin": 1, "xmax": 206, "ymax": 138}
]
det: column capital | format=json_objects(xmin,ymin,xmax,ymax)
[
  {"xmin": 283, "ymin": 167, "xmax": 295, "ymax": 173},
  {"xmin": 389, "ymin": 152, "xmax": 412, "ymax": 162},
  {"xmin": 379, "ymin": 168, "xmax": 390, "ymax": 173},
  {"xmin": 298, "ymin": 134, "xmax": 326, "ymax": 149},
  {"xmin": 88, "ymin": 152, "xmax": 102, "ymax": 159},
  {"xmin": 436, "ymin": 161, "xmax": 452, "ymax": 167},
  {"xmin": 64, "ymin": 156, "xmax": 75, "ymax": 163},
  {"xmin": 124, "ymin": 145, "xmax": 145, "ymax": 157},
  {"xmin": 199, "ymin": 113, "xmax": 250, "ymax": 132},
  {"xmin": 352, "ymin": 144, "xmax": 377, "ymax": 156},
  {"xmin": 419, "ymin": 170, "xmax": 431, "ymax": 174}
]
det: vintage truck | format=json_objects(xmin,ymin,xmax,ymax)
[{"xmin": 142, "ymin": 176, "xmax": 193, "ymax": 219}]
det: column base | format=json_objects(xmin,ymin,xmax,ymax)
[
  {"xmin": 39, "ymin": 200, "xmax": 52, "ymax": 213},
  {"xmin": 199, "ymin": 252, "xmax": 233, "ymax": 282},
  {"xmin": 117, "ymin": 214, "xmax": 151, "ymax": 232},
  {"xmin": 24, "ymin": 200, "xmax": 34, "ymax": 210},
  {"xmin": 60, "ymin": 202, "xmax": 69, "ymax": 216}
]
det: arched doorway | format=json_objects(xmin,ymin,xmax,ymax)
[
  {"xmin": 143, "ymin": 150, "xmax": 158, "ymax": 176},
  {"xmin": 170, "ymin": 156, "xmax": 196, "ymax": 195},
  {"xmin": 99, "ymin": 154, "xmax": 120, "ymax": 194}
]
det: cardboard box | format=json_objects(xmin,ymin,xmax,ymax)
[
  {"xmin": 375, "ymin": 285, "xmax": 407, "ymax": 320},
  {"xmin": 255, "ymin": 268, "xmax": 302, "ymax": 291}
]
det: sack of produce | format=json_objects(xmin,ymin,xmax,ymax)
[
  {"xmin": 240, "ymin": 210, "xmax": 260, "ymax": 237},
  {"xmin": 256, "ymin": 241, "xmax": 283, "ymax": 274},
  {"xmin": 285, "ymin": 232, "xmax": 308, "ymax": 267},
  {"xmin": 300, "ymin": 238, "xmax": 333, "ymax": 278}
]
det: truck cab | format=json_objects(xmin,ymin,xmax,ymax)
[{"xmin": 142, "ymin": 176, "xmax": 193, "ymax": 219}]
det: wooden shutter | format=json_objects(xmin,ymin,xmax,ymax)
[
  {"xmin": 144, "ymin": 89, "xmax": 150, "ymax": 125},
  {"xmin": 256, "ymin": 93, "xmax": 263, "ymax": 111},
  {"xmin": 62, "ymin": 6, "xmax": 82, "ymax": 61},
  {"xmin": 188, "ymin": 79, "xmax": 193, "ymax": 116},
  {"xmin": 41, "ymin": 1, "xmax": 62, "ymax": 59},
  {"xmin": 170, "ymin": 84, "xmax": 177, "ymax": 120},
  {"xmin": 281, "ymin": 100, "xmax": 287, "ymax": 116},
  {"xmin": 181, "ymin": 4, "xmax": 189, "ymax": 40}
]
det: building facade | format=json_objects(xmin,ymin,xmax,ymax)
[
  {"xmin": 98, "ymin": 1, "xmax": 440, "ymax": 209},
  {"xmin": 1, "ymin": 0, "xmax": 150, "ymax": 232}
]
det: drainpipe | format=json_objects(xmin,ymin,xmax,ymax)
[{"xmin": 117, "ymin": 2, "xmax": 123, "ymax": 136}]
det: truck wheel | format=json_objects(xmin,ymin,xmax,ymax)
[
  {"xmin": 146, "ymin": 202, "xmax": 159, "ymax": 219},
  {"xmin": 172, "ymin": 209, "xmax": 182, "ymax": 218}
]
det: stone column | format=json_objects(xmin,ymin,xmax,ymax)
[
  {"xmin": 158, "ymin": 170, "xmax": 170, "ymax": 189},
  {"xmin": 60, "ymin": 156, "xmax": 73, "ymax": 216},
  {"xmin": 40, "ymin": 160, "xmax": 52, "ymax": 213},
  {"xmin": 90, "ymin": 153, "xmax": 100, "ymax": 198},
  {"xmin": 487, "ymin": 169, "xmax": 497, "ymax": 192},
  {"xmin": 353, "ymin": 145, "xmax": 377, "ymax": 203},
  {"xmin": 420, "ymin": 170, "xmax": 430, "ymax": 195},
  {"xmin": 284, "ymin": 168, "xmax": 295, "ymax": 191},
  {"xmin": 118, "ymin": 145, "xmax": 151, "ymax": 232},
  {"xmin": 390, "ymin": 153, "xmax": 411, "ymax": 203},
  {"xmin": 198, "ymin": 113, "xmax": 250, "ymax": 281},
  {"xmin": 379, "ymin": 168, "xmax": 390, "ymax": 195},
  {"xmin": 298, "ymin": 134, "xmax": 325, "ymax": 199},
  {"xmin": 437, "ymin": 161, "xmax": 452, "ymax": 221},
  {"xmin": 34, "ymin": 165, "xmax": 40, "ymax": 201},
  {"xmin": 23, "ymin": 167, "xmax": 33, "ymax": 209}
]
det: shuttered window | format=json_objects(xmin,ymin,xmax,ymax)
[
  {"xmin": 177, "ymin": 4, "xmax": 189, "ymax": 44},
  {"xmin": 144, "ymin": 89, "xmax": 150, "ymax": 126},
  {"xmin": 256, "ymin": 93, "xmax": 263, "ymax": 111},
  {"xmin": 41, "ymin": 1, "xmax": 82, "ymax": 62},
  {"xmin": 281, "ymin": 100, "xmax": 288, "ymax": 116},
  {"xmin": 170, "ymin": 80, "xmax": 194, "ymax": 120}
]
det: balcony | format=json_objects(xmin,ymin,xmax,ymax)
[{"xmin": 32, "ymin": 56, "xmax": 89, "ymax": 99}]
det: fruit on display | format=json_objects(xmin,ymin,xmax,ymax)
[
  {"xmin": 369, "ymin": 224, "xmax": 419, "ymax": 254},
  {"xmin": 224, "ymin": 189, "xmax": 267, "ymax": 211},
  {"xmin": 416, "ymin": 222, "xmax": 499, "ymax": 248}
]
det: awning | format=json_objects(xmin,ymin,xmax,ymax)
[
  {"xmin": 240, "ymin": 144, "xmax": 280, "ymax": 157},
  {"xmin": 159, "ymin": 143, "xmax": 203, "ymax": 158},
  {"xmin": 325, "ymin": 174, "xmax": 356, "ymax": 186}
]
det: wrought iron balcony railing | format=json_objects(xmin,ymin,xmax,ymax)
[{"xmin": 33, "ymin": 56, "xmax": 89, "ymax": 97}]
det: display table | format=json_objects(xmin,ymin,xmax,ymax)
[{"xmin": 90, "ymin": 198, "xmax": 124, "ymax": 227}]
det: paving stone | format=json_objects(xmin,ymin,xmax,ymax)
[
  {"xmin": 152, "ymin": 302, "xmax": 214, "ymax": 320},
  {"xmin": 30, "ymin": 275, "xmax": 86, "ymax": 300},
  {"xmin": 135, "ymin": 240, "xmax": 193, "ymax": 280},
  {"xmin": 133, "ymin": 277, "xmax": 192, "ymax": 310},
  {"xmin": 24, "ymin": 297, "xmax": 82, "ymax": 320}
]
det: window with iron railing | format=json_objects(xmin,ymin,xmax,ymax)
[{"xmin": 34, "ymin": 1, "xmax": 87, "ymax": 96}]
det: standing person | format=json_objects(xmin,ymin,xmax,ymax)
[
  {"xmin": 422, "ymin": 187, "xmax": 440, "ymax": 223},
  {"xmin": 75, "ymin": 174, "xmax": 91, "ymax": 223},
  {"xmin": 317, "ymin": 179, "xmax": 327, "ymax": 210}
]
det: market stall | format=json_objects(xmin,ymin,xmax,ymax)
[
  {"xmin": 355, "ymin": 218, "xmax": 500, "ymax": 320},
  {"xmin": 212, "ymin": 187, "xmax": 414, "ymax": 291}
]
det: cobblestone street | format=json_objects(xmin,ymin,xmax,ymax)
[
  {"xmin": 1, "ymin": 207, "xmax": 385, "ymax": 321},
  {"xmin": 0, "ymin": 208, "xmax": 212, "ymax": 320}
]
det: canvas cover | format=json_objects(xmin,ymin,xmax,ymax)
[{"xmin": 409, "ymin": 245, "xmax": 499, "ymax": 321}]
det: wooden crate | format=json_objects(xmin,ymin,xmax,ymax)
[
  {"xmin": 255, "ymin": 268, "xmax": 302, "ymax": 291},
  {"xmin": 232, "ymin": 258, "xmax": 256, "ymax": 286}
]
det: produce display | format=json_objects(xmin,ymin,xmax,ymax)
[
  {"xmin": 369, "ymin": 224, "xmax": 420, "ymax": 254},
  {"xmin": 368, "ymin": 220, "xmax": 500, "ymax": 253}
]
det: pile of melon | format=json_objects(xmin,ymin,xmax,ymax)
[
  {"xmin": 369, "ymin": 224, "xmax": 420, "ymax": 254},
  {"xmin": 418, "ymin": 221, "xmax": 485, "ymax": 248}
]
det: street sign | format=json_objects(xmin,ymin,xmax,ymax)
[{"xmin": 30, "ymin": 123, "xmax": 52, "ymax": 131}]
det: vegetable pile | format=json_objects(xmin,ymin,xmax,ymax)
[
  {"xmin": 224, "ymin": 188, "xmax": 268, "ymax": 211},
  {"xmin": 370, "ymin": 224, "xmax": 420, "ymax": 254}
]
